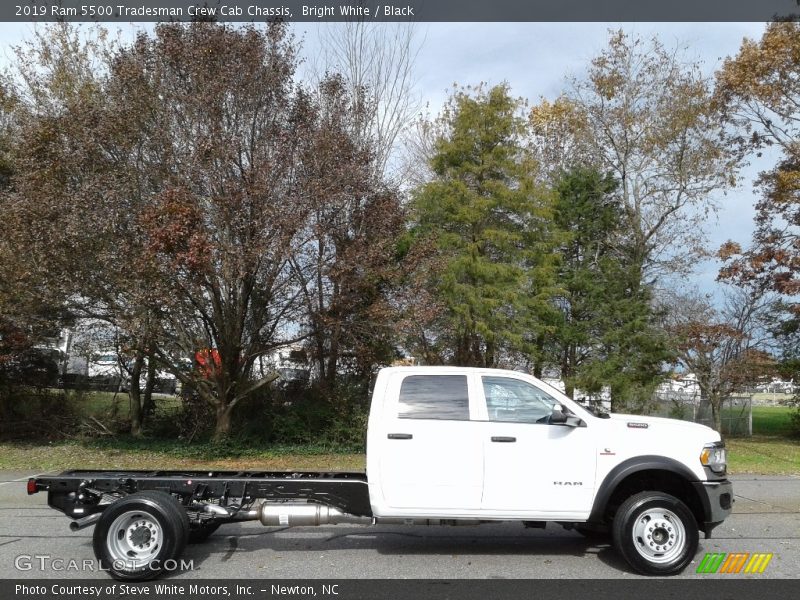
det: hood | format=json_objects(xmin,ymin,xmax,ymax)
[{"xmin": 607, "ymin": 413, "xmax": 721, "ymax": 441}]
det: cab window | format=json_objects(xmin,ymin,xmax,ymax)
[
  {"xmin": 398, "ymin": 375, "xmax": 470, "ymax": 420},
  {"xmin": 482, "ymin": 376, "xmax": 558, "ymax": 424}
]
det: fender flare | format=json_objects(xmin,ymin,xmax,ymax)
[{"xmin": 588, "ymin": 455, "xmax": 700, "ymax": 523}]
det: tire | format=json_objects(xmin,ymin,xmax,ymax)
[
  {"xmin": 612, "ymin": 491, "xmax": 699, "ymax": 576},
  {"xmin": 93, "ymin": 491, "xmax": 189, "ymax": 581},
  {"xmin": 188, "ymin": 522, "xmax": 221, "ymax": 543}
]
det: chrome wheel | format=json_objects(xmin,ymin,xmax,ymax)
[
  {"xmin": 106, "ymin": 511, "xmax": 162, "ymax": 568},
  {"xmin": 631, "ymin": 507, "xmax": 686, "ymax": 564}
]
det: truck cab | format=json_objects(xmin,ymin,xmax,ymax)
[{"xmin": 366, "ymin": 367, "xmax": 732, "ymax": 574}]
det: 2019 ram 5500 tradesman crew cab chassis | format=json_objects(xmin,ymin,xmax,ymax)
[{"xmin": 28, "ymin": 366, "xmax": 732, "ymax": 579}]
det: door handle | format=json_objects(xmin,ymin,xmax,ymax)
[
  {"xmin": 388, "ymin": 433, "xmax": 413, "ymax": 440},
  {"xmin": 491, "ymin": 436, "xmax": 516, "ymax": 443}
]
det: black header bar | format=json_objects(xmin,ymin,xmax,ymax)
[
  {"xmin": 5, "ymin": 579, "xmax": 800, "ymax": 600},
  {"xmin": 4, "ymin": 1, "xmax": 800, "ymax": 23}
]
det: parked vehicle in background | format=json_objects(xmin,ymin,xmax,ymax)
[{"xmin": 84, "ymin": 351, "xmax": 177, "ymax": 394}]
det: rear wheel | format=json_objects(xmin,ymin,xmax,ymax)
[
  {"xmin": 612, "ymin": 491, "xmax": 698, "ymax": 575},
  {"xmin": 93, "ymin": 491, "xmax": 189, "ymax": 581}
]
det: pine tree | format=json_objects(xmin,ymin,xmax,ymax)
[
  {"xmin": 411, "ymin": 85, "xmax": 558, "ymax": 367},
  {"xmin": 552, "ymin": 168, "xmax": 669, "ymax": 411}
]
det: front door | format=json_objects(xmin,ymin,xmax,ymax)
[{"xmin": 479, "ymin": 375, "xmax": 596, "ymax": 516}]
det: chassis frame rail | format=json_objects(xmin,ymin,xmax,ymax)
[{"xmin": 29, "ymin": 469, "xmax": 372, "ymax": 520}]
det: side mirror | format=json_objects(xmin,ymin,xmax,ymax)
[
  {"xmin": 550, "ymin": 404, "xmax": 567, "ymax": 424},
  {"xmin": 551, "ymin": 405, "xmax": 585, "ymax": 428}
]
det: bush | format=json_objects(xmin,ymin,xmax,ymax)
[
  {"xmin": 140, "ymin": 377, "xmax": 369, "ymax": 450},
  {"xmin": 1, "ymin": 369, "xmax": 372, "ymax": 450},
  {"xmin": 234, "ymin": 380, "xmax": 369, "ymax": 450},
  {"xmin": 143, "ymin": 387, "xmax": 213, "ymax": 441},
  {"xmin": 0, "ymin": 386, "xmax": 80, "ymax": 440},
  {"xmin": 789, "ymin": 395, "xmax": 800, "ymax": 438}
]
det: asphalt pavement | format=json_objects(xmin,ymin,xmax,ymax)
[{"xmin": 0, "ymin": 471, "xmax": 797, "ymax": 579}]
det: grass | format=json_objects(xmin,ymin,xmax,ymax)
[
  {"xmin": 751, "ymin": 391, "xmax": 794, "ymax": 404},
  {"xmin": 723, "ymin": 406, "xmax": 798, "ymax": 475},
  {"xmin": 1, "ymin": 389, "xmax": 368, "ymax": 471},
  {"xmin": 66, "ymin": 389, "xmax": 182, "ymax": 419},
  {"xmin": 726, "ymin": 436, "xmax": 800, "ymax": 475},
  {"xmin": 750, "ymin": 405, "xmax": 794, "ymax": 436},
  {"xmin": 0, "ymin": 438, "xmax": 365, "ymax": 472},
  {"xmin": 721, "ymin": 405, "xmax": 798, "ymax": 475}
]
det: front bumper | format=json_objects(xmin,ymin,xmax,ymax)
[{"xmin": 692, "ymin": 479, "xmax": 733, "ymax": 538}]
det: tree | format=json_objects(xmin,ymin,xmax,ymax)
[
  {"xmin": 288, "ymin": 75, "xmax": 406, "ymax": 392},
  {"xmin": 770, "ymin": 307, "xmax": 800, "ymax": 436},
  {"xmin": 529, "ymin": 31, "xmax": 737, "ymax": 283},
  {"xmin": 0, "ymin": 23, "xmax": 163, "ymax": 436},
  {"xmin": 714, "ymin": 22, "xmax": 800, "ymax": 161},
  {"xmin": 551, "ymin": 168, "xmax": 669, "ymax": 409},
  {"xmin": 0, "ymin": 25, "xmax": 103, "ymax": 420},
  {"xmin": 715, "ymin": 22, "xmax": 800, "ymax": 321},
  {"xmin": 0, "ymin": 79, "xmax": 19, "ymax": 318},
  {"xmin": 110, "ymin": 23, "xmax": 317, "ymax": 441},
  {"xmin": 665, "ymin": 288, "xmax": 775, "ymax": 433},
  {"xmin": 410, "ymin": 84, "xmax": 559, "ymax": 368},
  {"xmin": 2, "ymin": 23, "xmax": 407, "ymax": 441},
  {"xmin": 0, "ymin": 79, "xmax": 16, "ymax": 191},
  {"xmin": 314, "ymin": 21, "xmax": 420, "ymax": 182},
  {"xmin": 714, "ymin": 22, "xmax": 800, "ymax": 434}
]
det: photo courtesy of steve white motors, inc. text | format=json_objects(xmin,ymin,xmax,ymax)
[{"xmin": 15, "ymin": 583, "xmax": 338, "ymax": 597}]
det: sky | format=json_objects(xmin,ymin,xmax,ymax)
[
  {"xmin": 0, "ymin": 21, "xmax": 773, "ymax": 300},
  {"xmin": 368, "ymin": 22, "xmax": 771, "ymax": 300}
]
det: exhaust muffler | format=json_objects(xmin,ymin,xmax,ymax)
[{"xmin": 258, "ymin": 503, "xmax": 372, "ymax": 527}]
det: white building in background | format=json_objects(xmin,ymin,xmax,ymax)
[
  {"xmin": 255, "ymin": 342, "xmax": 310, "ymax": 384},
  {"xmin": 656, "ymin": 373, "xmax": 797, "ymax": 403},
  {"xmin": 48, "ymin": 320, "xmax": 178, "ymax": 392},
  {"xmin": 756, "ymin": 378, "xmax": 796, "ymax": 395},
  {"xmin": 47, "ymin": 325, "xmax": 89, "ymax": 376},
  {"xmin": 541, "ymin": 378, "xmax": 612, "ymax": 411},
  {"xmin": 656, "ymin": 373, "xmax": 701, "ymax": 400}
]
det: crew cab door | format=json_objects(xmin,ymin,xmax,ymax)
[
  {"xmin": 376, "ymin": 372, "xmax": 483, "ymax": 510},
  {"xmin": 478, "ymin": 375, "xmax": 596, "ymax": 516}
]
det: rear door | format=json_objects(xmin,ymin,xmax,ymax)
[
  {"xmin": 377, "ymin": 372, "xmax": 484, "ymax": 510},
  {"xmin": 479, "ymin": 374, "xmax": 596, "ymax": 516}
]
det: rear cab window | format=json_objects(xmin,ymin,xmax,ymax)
[{"xmin": 398, "ymin": 375, "xmax": 470, "ymax": 420}]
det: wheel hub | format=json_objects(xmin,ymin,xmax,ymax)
[
  {"xmin": 128, "ymin": 523, "xmax": 153, "ymax": 547},
  {"xmin": 645, "ymin": 519, "xmax": 675, "ymax": 551},
  {"xmin": 631, "ymin": 508, "xmax": 686, "ymax": 564},
  {"xmin": 106, "ymin": 512, "xmax": 162, "ymax": 568}
]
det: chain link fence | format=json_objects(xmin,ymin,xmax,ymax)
[{"xmin": 651, "ymin": 389, "xmax": 752, "ymax": 436}]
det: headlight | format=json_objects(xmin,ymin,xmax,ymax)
[{"xmin": 700, "ymin": 442, "xmax": 727, "ymax": 475}]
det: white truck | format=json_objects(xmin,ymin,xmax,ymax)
[{"xmin": 28, "ymin": 366, "xmax": 732, "ymax": 579}]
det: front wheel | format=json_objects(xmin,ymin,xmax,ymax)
[
  {"xmin": 612, "ymin": 491, "xmax": 699, "ymax": 575},
  {"xmin": 93, "ymin": 491, "xmax": 189, "ymax": 581}
]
